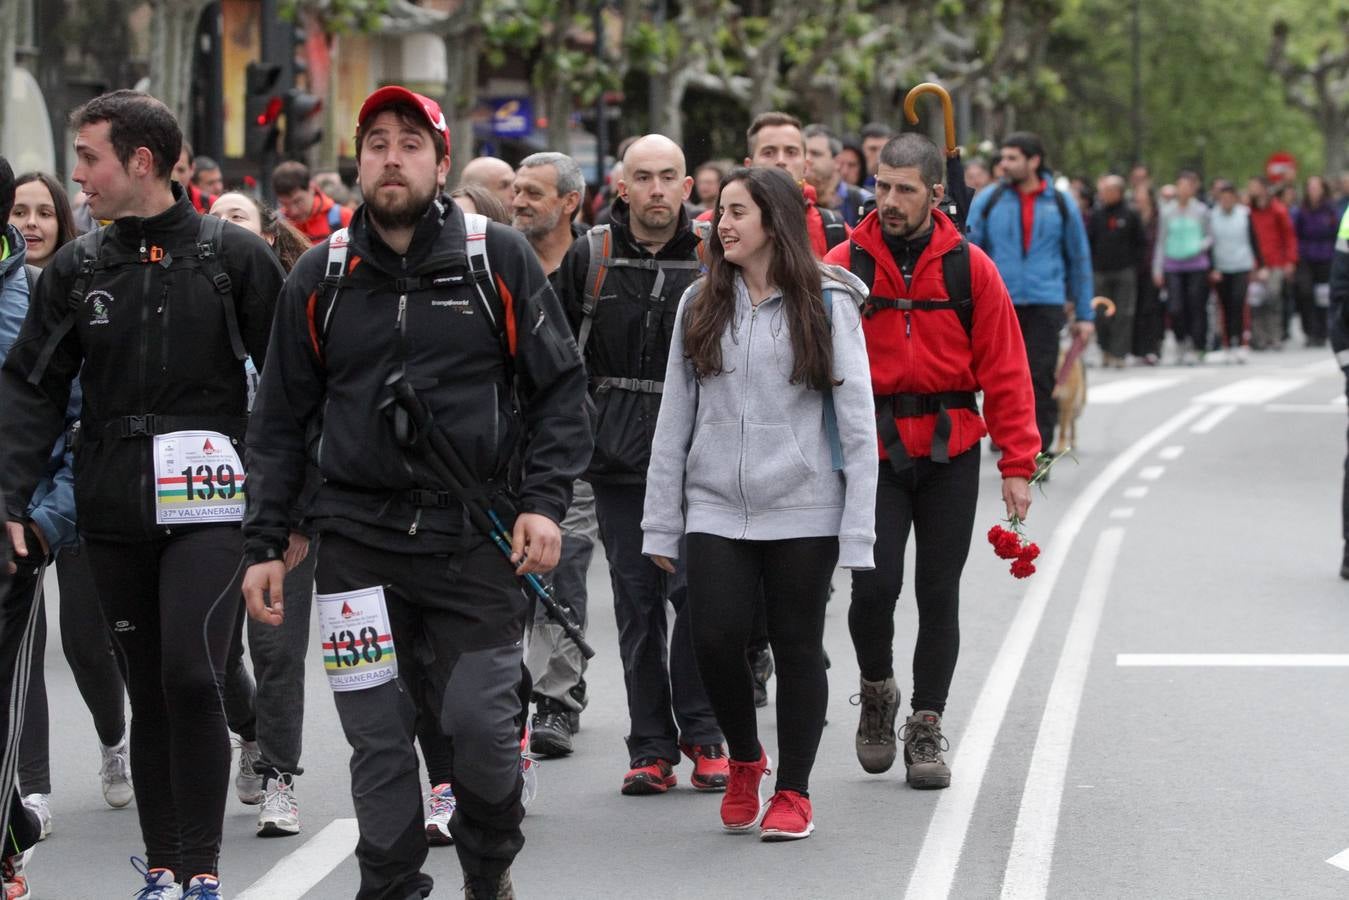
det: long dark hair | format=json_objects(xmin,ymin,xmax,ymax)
[
  {"xmin": 215, "ymin": 191, "xmax": 311, "ymax": 273},
  {"xmin": 14, "ymin": 172, "xmax": 81, "ymax": 252},
  {"xmin": 683, "ymin": 166, "xmax": 834, "ymax": 391}
]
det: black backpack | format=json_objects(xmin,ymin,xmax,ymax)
[{"xmin": 848, "ymin": 239, "xmax": 974, "ymax": 339}]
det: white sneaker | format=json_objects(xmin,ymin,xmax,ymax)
[
  {"xmin": 424, "ymin": 783, "xmax": 456, "ymax": 846},
  {"xmin": 234, "ymin": 739, "xmax": 265, "ymax": 805},
  {"xmin": 20, "ymin": 794, "xmax": 50, "ymax": 841},
  {"xmin": 100, "ymin": 736, "xmax": 134, "ymax": 809},
  {"xmin": 131, "ymin": 858, "xmax": 182, "ymax": 900},
  {"xmin": 1235, "ymin": 345, "xmax": 1250, "ymax": 364},
  {"xmin": 256, "ymin": 774, "xmax": 300, "ymax": 837}
]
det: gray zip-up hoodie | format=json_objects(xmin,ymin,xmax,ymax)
[{"xmin": 641, "ymin": 266, "xmax": 879, "ymax": 569}]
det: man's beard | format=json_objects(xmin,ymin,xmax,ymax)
[
  {"xmin": 366, "ymin": 180, "xmax": 436, "ymax": 231},
  {"xmin": 514, "ymin": 205, "xmax": 562, "ymax": 241}
]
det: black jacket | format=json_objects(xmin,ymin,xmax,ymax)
[
  {"xmin": 242, "ymin": 197, "xmax": 590, "ymax": 563},
  {"xmin": 556, "ymin": 200, "xmax": 702, "ymax": 483},
  {"xmin": 0, "ymin": 186, "xmax": 283, "ymax": 541},
  {"xmin": 1087, "ymin": 202, "xmax": 1145, "ymax": 273}
]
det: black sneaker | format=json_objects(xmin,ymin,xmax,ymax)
[
  {"xmin": 463, "ymin": 869, "xmax": 514, "ymax": 900},
  {"xmin": 529, "ymin": 698, "xmax": 574, "ymax": 758},
  {"xmin": 750, "ymin": 647, "xmax": 774, "ymax": 709}
]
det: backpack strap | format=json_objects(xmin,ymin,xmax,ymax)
[
  {"xmin": 577, "ymin": 225, "xmax": 611, "ymax": 357},
  {"xmin": 195, "ymin": 214, "xmax": 246, "ymax": 361},
  {"xmin": 939, "ymin": 238, "xmax": 974, "ymax": 339},
  {"xmin": 463, "ymin": 212, "xmax": 514, "ymax": 367},
  {"xmin": 27, "ymin": 229, "xmax": 105, "ymax": 386},
  {"xmin": 306, "ymin": 227, "xmax": 351, "ymax": 362},
  {"xmin": 820, "ymin": 289, "xmax": 844, "ymax": 472},
  {"xmin": 820, "ymin": 207, "xmax": 847, "ymax": 250}
]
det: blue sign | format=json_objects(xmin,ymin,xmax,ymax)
[{"xmin": 490, "ymin": 97, "xmax": 533, "ymax": 138}]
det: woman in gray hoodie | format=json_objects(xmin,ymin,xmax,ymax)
[{"xmin": 642, "ymin": 166, "xmax": 878, "ymax": 842}]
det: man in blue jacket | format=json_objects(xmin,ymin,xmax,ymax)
[{"xmin": 968, "ymin": 132, "xmax": 1095, "ymax": 452}]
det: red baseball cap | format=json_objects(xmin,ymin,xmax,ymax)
[{"xmin": 357, "ymin": 86, "xmax": 450, "ymax": 153}]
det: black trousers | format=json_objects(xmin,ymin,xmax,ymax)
[
  {"xmin": 592, "ymin": 482, "xmax": 720, "ymax": 764},
  {"xmin": 685, "ymin": 533, "xmax": 837, "ymax": 795},
  {"xmin": 1166, "ymin": 270, "xmax": 1210, "ymax": 349},
  {"xmin": 84, "ymin": 526, "xmax": 241, "ymax": 879},
  {"xmin": 0, "ymin": 528, "xmax": 51, "ymax": 848},
  {"xmin": 1333, "ymin": 305, "xmax": 1349, "ymax": 543},
  {"xmin": 1132, "ymin": 272, "xmax": 1165, "ymax": 358},
  {"xmin": 315, "ymin": 533, "xmax": 528, "ymax": 899},
  {"xmin": 849, "ymin": 449, "xmax": 980, "ymax": 713},
  {"xmin": 1215, "ymin": 272, "xmax": 1250, "ymax": 347},
  {"xmin": 1016, "ymin": 304, "xmax": 1066, "ymax": 453},
  {"xmin": 1296, "ymin": 260, "xmax": 1331, "ymax": 344}
]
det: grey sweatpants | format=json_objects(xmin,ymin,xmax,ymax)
[{"xmin": 525, "ymin": 479, "xmax": 596, "ymax": 711}]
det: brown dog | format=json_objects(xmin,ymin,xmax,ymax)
[{"xmin": 1051, "ymin": 297, "xmax": 1115, "ymax": 454}]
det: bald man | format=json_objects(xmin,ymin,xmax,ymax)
[
  {"xmin": 553, "ymin": 134, "xmax": 728, "ymax": 796},
  {"xmin": 459, "ymin": 156, "xmax": 515, "ymax": 209}
]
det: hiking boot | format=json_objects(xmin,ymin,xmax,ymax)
[
  {"xmin": 131, "ymin": 858, "xmax": 182, "ymax": 900},
  {"xmin": 852, "ymin": 676, "xmax": 900, "ymax": 774},
  {"xmin": 680, "ymin": 742, "xmax": 729, "ymax": 791},
  {"xmin": 721, "ymin": 749, "xmax": 770, "ymax": 832},
  {"xmin": 750, "ymin": 647, "xmax": 774, "ymax": 708},
  {"xmin": 256, "ymin": 773, "xmax": 300, "ymax": 837},
  {"xmin": 425, "ymin": 782, "xmax": 456, "ymax": 846},
  {"xmin": 100, "ymin": 736, "xmax": 134, "ymax": 808},
  {"xmin": 234, "ymin": 738, "xmax": 265, "ymax": 805},
  {"xmin": 901, "ymin": 710, "xmax": 951, "ymax": 789},
  {"xmin": 463, "ymin": 869, "xmax": 514, "ymax": 900},
  {"xmin": 759, "ymin": 789, "xmax": 814, "ymax": 841},
  {"xmin": 621, "ymin": 759, "xmax": 676, "ymax": 795},
  {"xmin": 529, "ymin": 698, "xmax": 573, "ymax": 758}
]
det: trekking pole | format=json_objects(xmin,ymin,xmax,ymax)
[
  {"xmin": 903, "ymin": 82, "xmax": 958, "ymax": 156},
  {"xmin": 383, "ymin": 371, "xmax": 596, "ymax": 659}
]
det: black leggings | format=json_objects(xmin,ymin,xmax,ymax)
[
  {"xmin": 1166, "ymin": 270, "xmax": 1210, "ymax": 349},
  {"xmin": 19, "ymin": 544, "xmax": 129, "ymax": 795},
  {"xmin": 1215, "ymin": 272, "xmax": 1250, "ymax": 347},
  {"xmin": 685, "ymin": 533, "xmax": 838, "ymax": 795},
  {"xmin": 849, "ymin": 447, "xmax": 980, "ymax": 713},
  {"xmin": 85, "ymin": 527, "xmax": 242, "ymax": 880}
]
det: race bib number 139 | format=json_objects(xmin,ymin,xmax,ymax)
[
  {"xmin": 316, "ymin": 586, "xmax": 398, "ymax": 692},
  {"xmin": 153, "ymin": 430, "xmax": 246, "ymax": 525}
]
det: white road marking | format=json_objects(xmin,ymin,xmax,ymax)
[
  {"xmin": 1086, "ymin": 377, "xmax": 1185, "ymax": 405},
  {"xmin": 1001, "ymin": 528, "xmax": 1126, "ymax": 900},
  {"xmin": 1332, "ymin": 394, "xmax": 1348, "ymax": 405},
  {"xmin": 236, "ymin": 818, "xmax": 359, "ymax": 900},
  {"xmin": 902, "ymin": 403, "xmax": 1206, "ymax": 900},
  {"xmin": 1193, "ymin": 377, "xmax": 1309, "ymax": 406},
  {"xmin": 1265, "ymin": 403, "xmax": 1347, "ymax": 414},
  {"xmin": 1157, "ymin": 445, "xmax": 1185, "ymax": 461},
  {"xmin": 1122, "ymin": 486, "xmax": 1148, "ymax": 499},
  {"xmin": 1108, "ymin": 508, "xmax": 1134, "ymax": 519},
  {"xmin": 1190, "ymin": 404, "xmax": 1236, "ymax": 434},
  {"xmin": 1117, "ymin": 654, "xmax": 1349, "ymax": 667},
  {"xmin": 1298, "ymin": 357, "xmax": 1339, "ymax": 375},
  {"xmin": 1137, "ymin": 466, "xmax": 1165, "ymax": 481},
  {"xmin": 1327, "ymin": 847, "xmax": 1349, "ymax": 873}
]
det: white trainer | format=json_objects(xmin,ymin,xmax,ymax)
[
  {"xmin": 234, "ymin": 738, "xmax": 265, "ymax": 805},
  {"xmin": 20, "ymin": 794, "xmax": 50, "ymax": 841},
  {"xmin": 100, "ymin": 737, "xmax": 134, "ymax": 809},
  {"xmin": 256, "ymin": 773, "xmax": 300, "ymax": 837}
]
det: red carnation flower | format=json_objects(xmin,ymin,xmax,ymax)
[
  {"xmin": 988, "ymin": 525, "xmax": 1009, "ymax": 545},
  {"xmin": 994, "ymin": 532, "xmax": 1023, "ymax": 560},
  {"xmin": 1010, "ymin": 558, "xmax": 1036, "ymax": 578},
  {"xmin": 1018, "ymin": 543, "xmax": 1040, "ymax": 562}
]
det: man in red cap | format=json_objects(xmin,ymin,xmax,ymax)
[{"xmin": 242, "ymin": 85, "xmax": 591, "ymax": 900}]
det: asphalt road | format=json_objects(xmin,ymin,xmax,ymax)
[{"xmin": 22, "ymin": 343, "xmax": 1349, "ymax": 899}]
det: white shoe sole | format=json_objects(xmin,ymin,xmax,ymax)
[
  {"xmin": 257, "ymin": 820, "xmax": 300, "ymax": 837},
  {"xmin": 760, "ymin": 821, "xmax": 815, "ymax": 841},
  {"xmin": 721, "ymin": 802, "xmax": 767, "ymax": 834}
]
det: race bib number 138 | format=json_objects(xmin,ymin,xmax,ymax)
[
  {"xmin": 316, "ymin": 586, "xmax": 398, "ymax": 692},
  {"xmin": 152, "ymin": 430, "xmax": 246, "ymax": 525}
]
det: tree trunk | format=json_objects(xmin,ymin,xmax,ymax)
[
  {"xmin": 0, "ymin": 0, "xmax": 16, "ymax": 141},
  {"xmin": 653, "ymin": 69, "xmax": 689, "ymax": 146},
  {"xmin": 1323, "ymin": 107, "xmax": 1346, "ymax": 177},
  {"xmin": 441, "ymin": 21, "xmax": 483, "ymax": 187},
  {"xmin": 149, "ymin": 1, "xmax": 211, "ymax": 125}
]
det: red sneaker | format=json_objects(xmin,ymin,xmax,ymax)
[
  {"xmin": 680, "ymin": 743, "xmax": 729, "ymax": 792},
  {"xmin": 621, "ymin": 759, "xmax": 676, "ymax": 796},
  {"xmin": 760, "ymin": 789, "xmax": 814, "ymax": 841},
  {"xmin": 721, "ymin": 749, "xmax": 770, "ymax": 832}
]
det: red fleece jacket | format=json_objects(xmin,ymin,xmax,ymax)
[{"xmin": 824, "ymin": 209, "xmax": 1040, "ymax": 479}]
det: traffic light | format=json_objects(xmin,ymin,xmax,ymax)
[
  {"xmin": 245, "ymin": 62, "xmax": 284, "ymax": 159},
  {"xmin": 283, "ymin": 88, "xmax": 324, "ymax": 158}
]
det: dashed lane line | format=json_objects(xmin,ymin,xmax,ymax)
[
  {"xmin": 1117, "ymin": 653, "xmax": 1349, "ymax": 667},
  {"xmin": 235, "ymin": 817, "xmax": 360, "ymax": 900},
  {"xmin": 901, "ymin": 403, "xmax": 1205, "ymax": 900}
]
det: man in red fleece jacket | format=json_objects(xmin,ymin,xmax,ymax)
[
  {"xmin": 824, "ymin": 133, "xmax": 1039, "ymax": 791},
  {"xmin": 697, "ymin": 111, "xmax": 848, "ymax": 260},
  {"xmin": 1247, "ymin": 176, "xmax": 1299, "ymax": 349}
]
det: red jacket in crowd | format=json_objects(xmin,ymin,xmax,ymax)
[
  {"xmin": 293, "ymin": 189, "xmax": 355, "ymax": 245},
  {"xmin": 824, "ymin": 208, "xmax": 1040, "ymax": 479},
  {"xmin": 1249, "ymin": 199, "xmax": 1299, "ymax": 268}
]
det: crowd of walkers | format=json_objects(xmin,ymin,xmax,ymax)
[{"xmin": 0, "ymin": 86, "xmax": 1346, "ymax": 900}]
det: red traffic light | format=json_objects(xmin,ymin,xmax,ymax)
[{"xmin": 256, "ymin": 96, "xmax": 284, "ymax": 127}]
